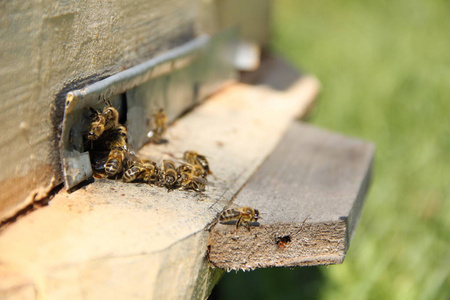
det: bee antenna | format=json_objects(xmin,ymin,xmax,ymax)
[
  {"xmin": 84, "ymin": 107, "xmax": 97, "ymax": 119},
  {"xmin": 100, "ymin": 95, "xmax": 112, "ymax": 107}
]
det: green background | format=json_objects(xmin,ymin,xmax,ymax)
[{"xmin": 211, "ymin": 0, "xmax": 449, "ymax": 299}]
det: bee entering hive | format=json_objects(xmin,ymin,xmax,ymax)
[
  {"xmin": 82, "ymin": 99, "xmax": 212, "ymax": 193},
  {"xmin": 217, "ymin": 206, "xmax": 260, "ymax": 231},
  {"xmin": 60, "ymin": 33, "xmax": 238, "ymax": 190}
]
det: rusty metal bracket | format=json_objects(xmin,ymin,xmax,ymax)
[{"xmin": 61, "ymin": 30, "xmax": 238, "ymax": 190}]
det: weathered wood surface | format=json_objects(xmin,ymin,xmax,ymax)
[
  {"xmin": 0, "ymin": 0, "xmax": 270, "ymax": 223},
  {"xmin": 0, "ymin": 0, "xmax": 210, "ymax": 222},
  {"xmin": 209, "ymin": 122, "xmax": 375, "ymax": 270},
  {"xmin": 0, "ymin": 76, "xmax": 320, "ymax": 299}
]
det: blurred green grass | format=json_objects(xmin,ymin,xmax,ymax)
[{"xmin": 211, "ymin": 0, "xmax": 449, "ymax": 299}]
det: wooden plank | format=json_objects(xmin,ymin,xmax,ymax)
[
  {"xmin": 208, "ymin": 122, "xmax": 374, "ymax": 271},
  {"xmin": 0, "ymin": 76, "xmax": 320, "ymax": 299}
]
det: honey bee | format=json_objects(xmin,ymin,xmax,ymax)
[
  {"xmin": 177, "ymin": 172, "xmax": 208, "ymax": 192},
  {"xmin": 219, "ymin": 207, "xmax": 260, "ymax": 231},
  {"xmin": 122, "ymin": 154, "xmax": 145, "ymax": 183},
  {"xmin": 105, "ymin": 147, "xmax": 125, "ymax": 176},
  {"xmin": 177, "ymin": 163, "xmax": 205, "ymax": 178},
  {"xmin": 104, "ymin": 124, "xmax": 128, "ymax": 149},
  {"xmin": 123, "ymin": 157, "xmax": 159, "ymax": 184},
  {"xmin": 140, "ymin": 160, "xmax": 160, "ymax": 183},
  {"xmin": 87, "ymin": 106, "xmax": 120, "ymax": 141},
  {"xmin": 159, "ymin": 160, "xmax": 179, "ymax": 188},
  {"xmin": 147, "ymin": 108, "xmax": 168, "ymax": 143},
  {"xmin": 100, "ymin": 125, "xmax": 128, "ymax": 177},
  {"xmin": 183, "ymin": 151, "xmax": 211, "ymax": 177}
]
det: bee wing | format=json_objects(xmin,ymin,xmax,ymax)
[
  {"xmin": 123, "ymin": 146, "xmax": 138, "ymax": 160},
  {"xmin": 183, "ymin": 151, "xmax": 212, "ymax": 160},
  {"xmin": 204, "ymin": 180, "xmax": 214, "ymax": 187},
  {"xmin": 218, "ymin": 208, "xmax": 241, "ymax": 225},
  {"xmin": 192, "ymin": 176, "xmax": 209, "ymax": 185},
  {"xmin": 208, "ymin": 201, "xmax": 251, "ymax": 214},
  {"xmin": 161, "ymin": 151, "xmax": 180, "ymax": 159},
  {"xmin": 197, "ymin": 153, "xmax": 211, "ymax": 160},
  {"xmin": 122, "ymin": 146, "xmax": 143, "ymax": 168},
  {"xmin": 91, "ymin": 152, "xmax": 109, "ymax": 172},
  {"xmin": 208, "ymin": 200, "xmax": 262, "ymax": 226},
  {"xmin": 173, "ymin": 159, "xmax": 187, "ymax": 165}
]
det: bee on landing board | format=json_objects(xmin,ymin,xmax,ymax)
[
  {"xmin": 177, "ymin": 172, "xmax": 208, "ymax": 192},
  {"xmin": 140, "ymin": 160, "xmax": 160, "ymax": 184},
  {"xmin": 82, "ymin": 101, "xmax": 215, "ymax": 195},
  {"xmin": 123, "ymin": 155, "xmax": 160, "ymax": 184},
  {"xmin": 159, "ymin": 160, "xmax": 179, "ymax": 189},
  {"xmin": 105, "ymin": 147, "xmax": 125, "ymax": 176},
  {"xmin": 177, "ymin": 163, "xmax": 205, "ymax": 179},
  {"xmin": 219, "ymin": 207, "xmax": 260, "ymax": 231},
  {"xmin": 183, "ymin": 151, "xmax": 211, "ymax": 177}
]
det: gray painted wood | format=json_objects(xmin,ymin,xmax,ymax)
[{"xmin": 208, "ymin": 122, "xmax": 375, "ymax": 271}]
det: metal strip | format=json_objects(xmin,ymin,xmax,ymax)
[{"xmin": 64, "ymin": 35, "xmax": 210, "ymax": 114}]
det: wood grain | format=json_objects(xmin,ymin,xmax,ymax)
[
  {"xmin": 0, "ymin": 0, "xmax": 241, "ymax": 223},
  {"xmin": 208, "ymin": 122, "xmax": 375, "ymax": 271},
  {"xmin": 0, "ymin": 77, "xmax": 319, "ymax": 299},
  {"xmin": 0, "ymin": 0, "xmax": 203, "ymax": 222}
]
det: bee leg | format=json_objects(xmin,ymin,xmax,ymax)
[
  {"xmin": 167, "ymin": 184, "xmax": 178, "ymax": 193},
  {"xmin": 235, "ymin": 217, "xmax": 242, "ymax": 233}
]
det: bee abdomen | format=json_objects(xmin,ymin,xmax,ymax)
[
  {"xmin": 164, "ymin": 173, "xmax": 177, "ymax": 185},
  {"xmin": 122, "ymin": 166, "xmax": 141, "ymax": 182},
  {"xmin": 219, "ymin": 209, "xmax": 240, "ymax": 221},
  {"xmin": 105, "ymin": 159, "xmax": 122, "ymax": 175}
]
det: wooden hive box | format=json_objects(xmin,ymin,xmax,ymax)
[{"xmin": 0, "ymin": 1, "xmax": 373, "ymax": 299}]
